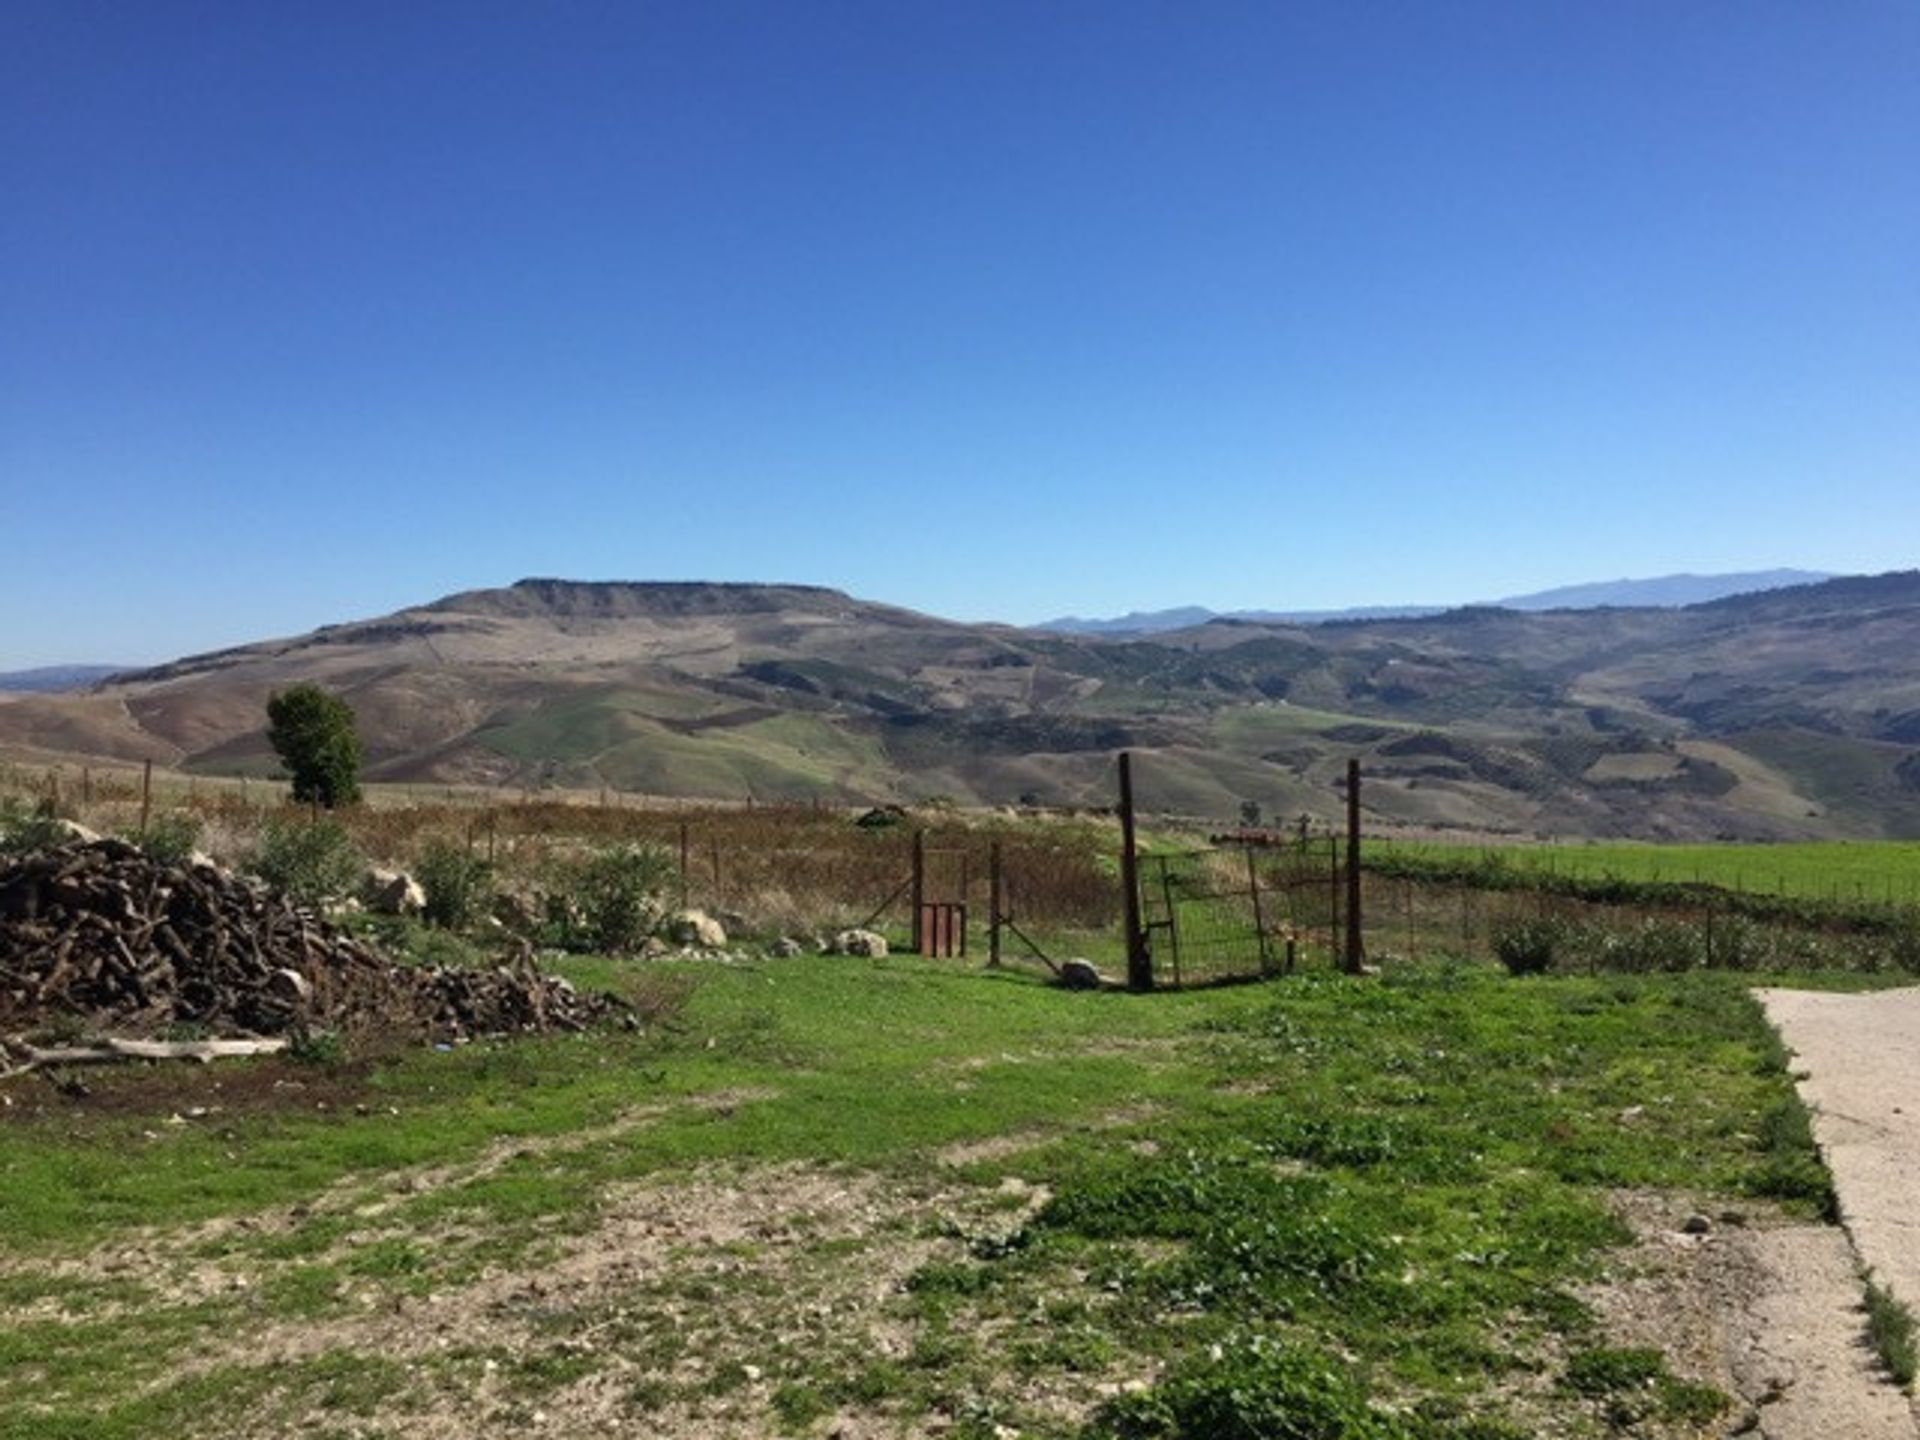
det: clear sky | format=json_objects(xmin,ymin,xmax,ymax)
[{"xmin": 3, "ymin": 1, "xmax": 1916, "ymax": 667}]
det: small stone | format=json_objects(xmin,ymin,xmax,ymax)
[
  {"xmin": 1058, "ymin": 957, "xmax": 1105, "ymax": 990},
  {"xmin": 1681, "ymin": 1212, "xmax": 1712, "ymax": 1235}
]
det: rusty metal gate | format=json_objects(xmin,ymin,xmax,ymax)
[{"xmin": 915, "ymin": 845, "xmax": 970, "ymax": 958}]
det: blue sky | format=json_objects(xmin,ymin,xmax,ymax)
[{"xmin": 3, "ymin": 1, "xmax": 1916, "ymax": 666}]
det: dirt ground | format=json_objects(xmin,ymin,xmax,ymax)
[{"xmin": 1588, "ymin": 1190, "xmax": 1915, "ymax": 1439}]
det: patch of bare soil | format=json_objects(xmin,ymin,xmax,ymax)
[
  {"xmin": 3, "ymin": 1130, "xmax": 1099, "ymax": 1438},
  {"xmin": 0, "ymin": 1053, "xmax": 380, "ymax": 1125},
  {"xmin": 1578, "ymin": 1190, "xmax": 1917, "ymax": 1439}
]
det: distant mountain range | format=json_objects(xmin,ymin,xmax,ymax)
[
  {"xmin": 1036, "ymin": 569, "xmax": 1837, "ymax": 635},
  {"xmin": 4, "ymin": 569, "xmax": 1919, "ymax": 841},
  {"xmin": 0, "ymin": 665, "xmax": 128, "ymax": 693}
]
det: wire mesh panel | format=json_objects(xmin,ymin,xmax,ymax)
[{"xmin": 1136, "ymin": 844, "xmax": 1303, "ymax": 986}]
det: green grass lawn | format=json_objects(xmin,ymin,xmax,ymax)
[{"xmin": 0, "ymin": 954, "xmax": 1849, "ymax": 1438}]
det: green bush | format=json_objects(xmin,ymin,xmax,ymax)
[
  {"xmin": 247, "ymin": 817, "xmax": 363, "ymax": 906},
  {"xmin": 1590, "ymin": 919, "xmax": 1705, "ymax": 974},
  {"xmin": 0, "ymin": 801, "xmax": 69, "ymax": 856},
  {"xmin": 415, "ymin": 840, "xmax": 494, "ymax": 932},
  {"xmin": 1492, "ymin": 917, "xmax": 1566, "ymax": 976},
  {"xmin": 137, "ymin": 811, "xmax": 204, "ymax": 867},
  {"xmin": 545, "ymin": 843, "xmax": 677, "ymax": 954}
]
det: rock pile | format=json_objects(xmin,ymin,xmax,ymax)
[{"xmin": 0, "ymin": 840, "xmax": 621, "ymax": 1042}]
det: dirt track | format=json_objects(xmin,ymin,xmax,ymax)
[{"xmin": 1757, "ymin": 984, "xmax": 1920, "ymax": 1437}]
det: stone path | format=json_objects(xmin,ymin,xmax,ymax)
[{"xmin": 1754, "ymin": 984, "xmax": 1920, "ymax": 1438}]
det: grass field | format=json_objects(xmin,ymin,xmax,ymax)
[
  {"xmin": 0, "ymin": 951, "xmax": 1861, "ymax": 1439},
  {"xmin": 1378, "ymin": 838, "xmax": 1920, "ymax": 907}
]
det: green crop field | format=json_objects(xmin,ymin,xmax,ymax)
[{"xmin": 1379, "ymin": 839, "xmax": 1920, "ymax": 907}]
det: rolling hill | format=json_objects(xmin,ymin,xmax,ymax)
[{"xmin": 4, "ymin": 572, "xmax": 1920, "ymax": 839}]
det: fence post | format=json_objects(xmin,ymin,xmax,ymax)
[
  {"xmin": 988, "ymin": 840, "xmax": 1003, "ymax": 968},
  {"xmin": 911, "ymin": 829, "xmax": 926, "ymax": 955},
  {"xmin": 678, "ymin": 821, "xmax": 690, "ymax": 911},
  {"xmin": 139, "ymin": 759, "xmax": 153, "ymax": 838},
  {"xmin": 1245, "ymin": 844, "xmax": 1272, "ymax": 974},
  {"xmin": 1118, "ymin": 752, "xmax": 1152, "ymax": 991},
  {"xmin": 1328, "ymin": 833, "xmax": 1341, "ymax": 961},
  {"xmin": 1344, "ymin": 759, "xmax": 1365, "ymax": 974}
]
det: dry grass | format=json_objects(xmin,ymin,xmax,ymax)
[{"xmin": 2, "ymin": 761, "xmax": 1118, "ymax": 935}]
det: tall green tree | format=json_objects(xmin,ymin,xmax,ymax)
[{"xmin": 266, "ymin": 684, "xmax": 363, "ymax": 808}]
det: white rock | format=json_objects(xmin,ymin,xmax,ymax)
[
  {"xmin": 364, "ymin": 867, "xmax": 426, "ymax": 916},
  {"xmin": 665, "ymin": 909, "xmax": 727, "ymax": 948}
]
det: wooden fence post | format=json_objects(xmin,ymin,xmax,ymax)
[
  {"xmin": 139, "ymin": 759, "xmax": 153, "ymax": 838},
  {"xmin": 911, "ymin": 830, "xmax": 926, "ymax": 955},
  {"xmin": 1344, "ymin": 758, "xmax": 1365, "ymax": 974},
  {"xmin": 988, "ymin": 841, "xmax": 1003, "ymax": 968},
  {"xmin": 678, "ymin": 821, "xmax": 690, "ymax": 911},
  {"xmin": 1118, "ymin": 752, "xmax": 1151, "ymax": 991}
]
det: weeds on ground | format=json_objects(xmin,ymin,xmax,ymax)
[
  {"xmin": 1560, "ymin": 1346, "xmax": 1729, "ymax": 1426},
  {"xmin": 0, "ymin": 959, "xmax": 1841, "ymax": 1439},
  {"xmin": 1864, "ymin": 1274, "xmax": 1918, "ymax": 1389}
]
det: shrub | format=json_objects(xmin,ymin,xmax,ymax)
[
  {"xmin": 1492, "ymin": 917, "xmax": 1566, "ymax": 976},
  {"xmin": 138, "ymin": 811, "xmax": 204, "ymax": 867},
  {"xmin": 415, "ymin": 839, "xmax": 494, "ymax": 931},
  {"xmin": 248, "ymin": 817, "xmax": 363, "ymax": 905},
  {"xmin": 550, "ymin": 843, "xmax": 677, "ymax": 954},
  {"xmin": 0, "ymin": 801, "xmax": 69, "ymax": 856},
  {"xmin": 1592, "ymin": 919, "xmax": 1704, "ymax": 973}
]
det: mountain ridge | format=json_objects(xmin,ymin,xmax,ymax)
[
  {"xmin": 1036, "ymin": 568, "xmax": 1838, "ymax": 635},
  {"xmin": 4, "ymin": 570, "xmax": 1918, "ymax": 840}
]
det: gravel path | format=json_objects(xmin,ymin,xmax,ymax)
[{"xmin": 1755, "ymin": 984, "xmax": 1920, "ymax": 1436}]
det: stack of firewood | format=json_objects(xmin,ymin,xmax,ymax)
[{"xmin": 0, "ymin": 839, "xmax": 621, "ymax": 1044}]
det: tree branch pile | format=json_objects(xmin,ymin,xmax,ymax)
[{"xmin": 0, "ymin": 839, "xmax": 622, "ymax": 1044}]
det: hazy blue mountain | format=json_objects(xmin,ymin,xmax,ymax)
[
  {"xmin": 1035, "ymin": 569, "xmax": 1838, "ymax": 634},
  {"xmin": 0, "ymin": 665, "xmax": 127, "ymax": 693},
  {"xmin": 1495, "ymin": 569, "xmax": 1835, "ymax": 611}
]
